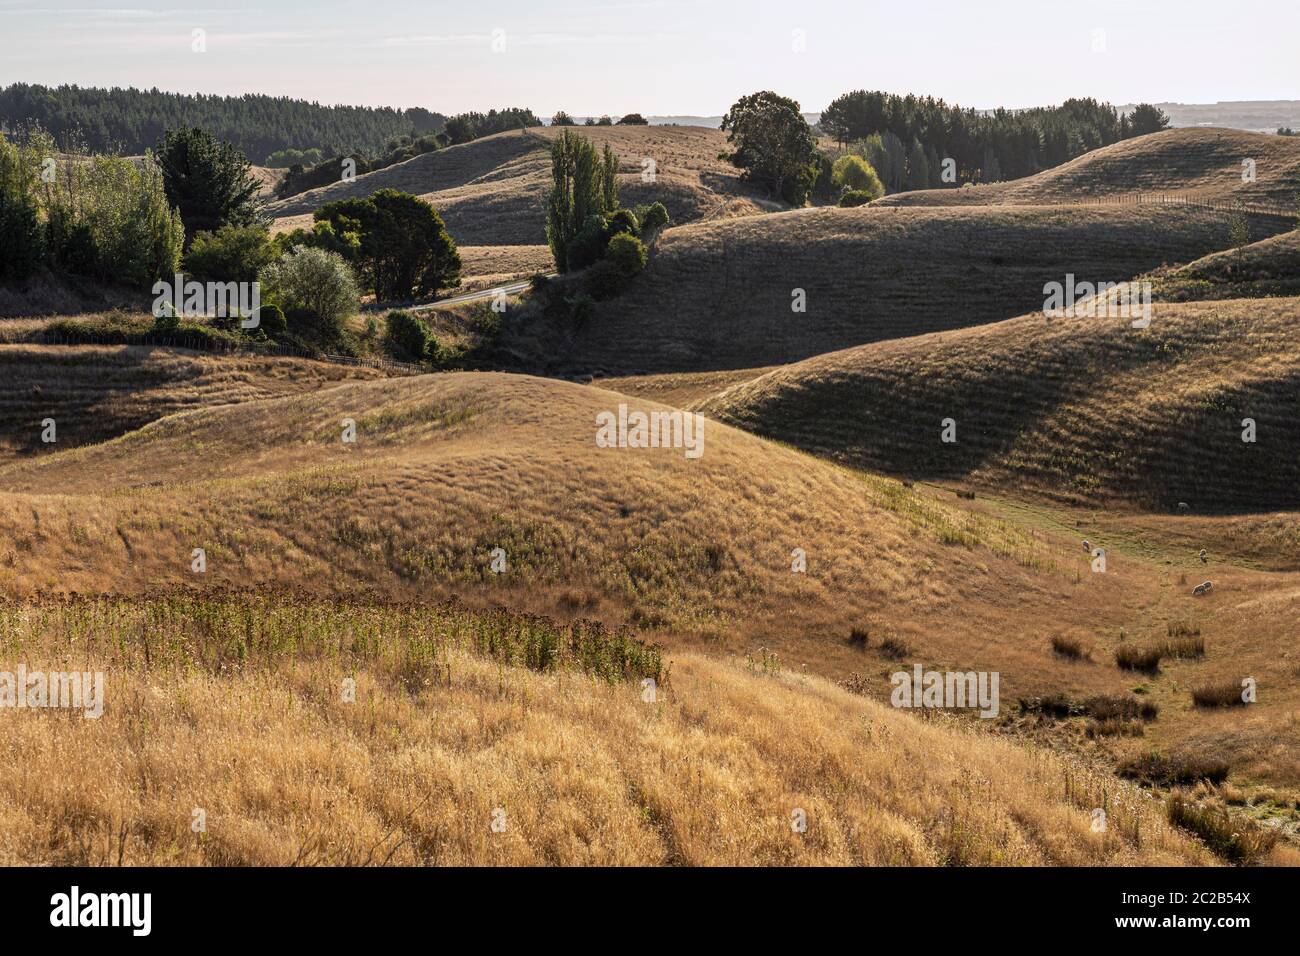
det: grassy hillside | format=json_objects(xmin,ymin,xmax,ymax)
[
  {"xmin": 700, "ymin": 297, "xmax": 1300, "ymax": 512},
  {"xmin": 267, "ymin": 126, "xmax": 763, "ymax": 247},
  {"xmin": 528, "ymin": 203, "xmax": 1291, "ymax": 375},
  {"xmin": 0, "ymin": 594, "xmax": 1216, "ymax": 866},
  {"xmin": 0, "ymin": 344, "xmax": 381, "ymax": 462},
  {"xmin": 875, "ymin": 128, "xmax": 1300, "ymax": 208},
  {"xmin": 1148, "ymin": 230, "xmax": 1300, "ymax": 301},
  {"xmin": 0, "ymin": 371, "xmax": 1085, "ymax": 679}
]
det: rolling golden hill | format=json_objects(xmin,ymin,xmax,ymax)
[
  {"xmin": 266, "ymin": 126, "xmax": 765, "ymax": 248},
  {"xmin": 532, "ymin": 203, "xmax": 1292, "ymax": 374},
  {"xmin": 874, "ymin": 128, "xmax": 1300, "ymax": 208},
  {"xmin": 0, "ymin": 344, "xmax": 382, "ymax": 462},
  {"xmin": 699, "ymin": 296, "xmax": 1300, "ymax": 512}
]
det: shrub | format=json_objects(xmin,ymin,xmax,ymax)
[
  {"xmin": 838, "ymin": 188, "xmax": 877, "ymax": 208},
  {"xmin": 258, "ymin": 247, "xmax": 359, "ymax": 337},
  {"xmin": 878, "ymin": 635, "xmax": 911, "ymax": 660},
  {"xmin": 384, "ymin": 309, "xmax": 431, "ymax": 362},
  {"xmin": 1191, "ymin": 681, "xmax": 1247, "ymax": 708},
  {"xmin": 1084, "ymin": 695, "xmax": 1159, "ymax": 722},
  {"xmin": 584, "ymin": 260, "xmax": 629, "ymax": 300},
  {"xmin": 184, "ymin": 224, "xmax": 277, "ymax": 284},
  {"xmin": 566, "ymin": 214, "xmax": 610, "ymax": 272},
  {"xmin": 847, "ymin": 627, "xmax": 870, "ymax": 649},
  {"xmin": 636, "ymin": 201, "xmax": 670, "ymax": 238},
  {"xmin": 606, "ymin": 208, "xmax": 639, "ymax": 237},
  {"xmin": 258, "ymin": 303, "xmax": 287, "ymax": 338},
  {"xmin": 566, "ymin": 292, "xmax": 595, "ymax": 324},
  {"xmin": 1086, "ymin": 719, "xmax": 1144, "ymax": 738},
  {"xmin": 832, "ymin": 154, "xmax": 884, "ymax": 199},
  {"xmin": 605, "ymin": 232, "xmax": 647, "ymax": 277}
]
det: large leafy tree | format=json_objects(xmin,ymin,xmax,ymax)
[
  {"xmin": 155, "ymin": 126, "xmax": 261, "ymax": 242},
  {"xmin": 546, "ymin": 129, "xmax": 618, "ymax": 272},
  {"xmin": 315, "ymin": 188, "xmax": 460, "ymax": 301},
  {"xmin": 720, "ymin": 91, "xmax": 818, "ymax": 206}
]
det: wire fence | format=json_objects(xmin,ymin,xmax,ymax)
[
  {"xmin": 1069, "ymin": 191, "xmax": 1298, "ymax": 219},
  {"xmin": 37, "ymin": 331, "xmax": 428, "ymax": 376}
]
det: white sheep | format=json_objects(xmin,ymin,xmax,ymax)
[
  {"xmin": 1199, "ymin": 549, "xmax": 1208, "ymax": 563},
  {"xmin": 1178, "ymin": 502, "xmax": 1190, "ymax": 513},
  {"xmin": 1082, "ymin": 539, "xmax": 1092, "ymax": 553},
  {"xmin": 1192, "ymin": 581, "xmax": 1214, "ymax": 596}
]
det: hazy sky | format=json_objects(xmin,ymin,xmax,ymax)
[{"xmin": 2, "ymin": 0, "xmax": 1296, "ymax": 116}]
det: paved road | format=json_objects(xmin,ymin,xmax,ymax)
[{"xmin": 405, "ymin": 275, "xmax": 556, "ymax": 314}]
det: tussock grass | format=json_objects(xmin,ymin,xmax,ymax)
[
  {"xmin": 0, "ymin": 594, "xmax": 1215, "ymax": 865},
  {"xmin": 1116, "ymin": 645, "xmax": 1165, "ymax": 673},
  {"xmin": 1051, "ymin": 634, "xmax": 1088, "ymax": 660},
  {"xmin": 1120, "ymin": 752, "xmax": 1231, "ymax": 787},
  {"xmin": 1167, "ymin": 796, "xmax": 1279, "ymax": 865},
  {"xmin": 1192, "ymin": 681, "xmax": 1247, "ymax": 708}
]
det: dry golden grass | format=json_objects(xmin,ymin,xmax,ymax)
[
  {"xmin": 4, "ymin": 368, "xmax": 1298, "ymax": 798},
  {"xmin": 0, "ymin": 595, "xmax": 1214, "ymax": 866},
  {"xmin": 700, "ymin": 297, "xmax": 1300, "ymax": 513},
  {"xmin": 876, "ymin": 128, "xmax": 1300, "ymax": 208},
  {"xmin": 0, "ymin": 371, "xmax": 1090, "ymax": 688},
  {"xmin": 1148, "ymin": 230, "xmax": 1300, "ymax": 302},
  {"xmin": 267, "ymin": 126, "xmax": 760, "ymax": 247},
  {"xmin": 0, "ymin": 344, "xmax": 382, "ymax": 462},
  {"xmin": 457, "ymin": 244, "xmax": 555, "ymax": 288},
  {"xmin": 531, "ymin": 203, "xmax": 1291, "ymax": 375}
]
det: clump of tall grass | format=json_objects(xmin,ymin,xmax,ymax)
[
  {"xmin": 1115, "ymin": 644, "xmax": 1164, "ymax": 672},
  {"xmin": 878, "ymin": 635, "xmax": 911, "ymax": 660},
  {"xmin": 1050, "ymin": 634, "xmax": 1089, "ymax": 660},
  {"xmin": 0, "ymin": 592, "xmax": 664, "ymax": 686},
  {"xmin": 1191, "ymin": 680, "xmax": 1246, "ymax": 708},
  {"xmin": 1167, "ymin": 796, "xmax": 1278, "ymax": 865},
  {"xmin": 1119, "ymin": 751, "xmax": 1230, "ymax": 787}
]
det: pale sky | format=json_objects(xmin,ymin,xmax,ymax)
[{"xmin": 1, "ymin": 0, "xmax": 1296, "ymax": 116}]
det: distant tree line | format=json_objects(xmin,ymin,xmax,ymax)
[
  {"xmin": 818, "ymin": 90, "xmax": 1172, "ymax": 188},
  {"xmin": 0, "ymin": 83, "xmax": 445, "ymax": 165},
  {"xmin": 442, "ymin": 107, "xmax": 542, "ymax": 144}
]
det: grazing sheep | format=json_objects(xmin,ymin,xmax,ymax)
[
  {"xmin": 1192, "ymin": 581, "xmax": 1214, "ymax": 596},
  {"xmin": 1178, "ymin": 502, "xmax": 1190, "ymax": 513},
  {"xmin": 1082, "ymin": 539, "xmax": 1092, "ymax": 552},
  {"xmin": 1199, "ymin": 549, "xmax": 1208, "ymax": 563}
]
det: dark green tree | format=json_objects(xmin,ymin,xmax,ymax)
[
  {"xmin": 315, "ymin": 189, "xmax": 461, "ymax": 301},
  {"xmin": 155, "ymin": 126, "xmax": 261, "ymax": 242},
  {"xmin": 1126, "ymin": 103, "xmax": 1171, "ymax": 137},
  {"xmin": 720, "ymin": 91, "xmax": 818, "ymax": 206},
  {"xmin": 546, "ymin": 130, "xmax": 618, "ymax": 271}
]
